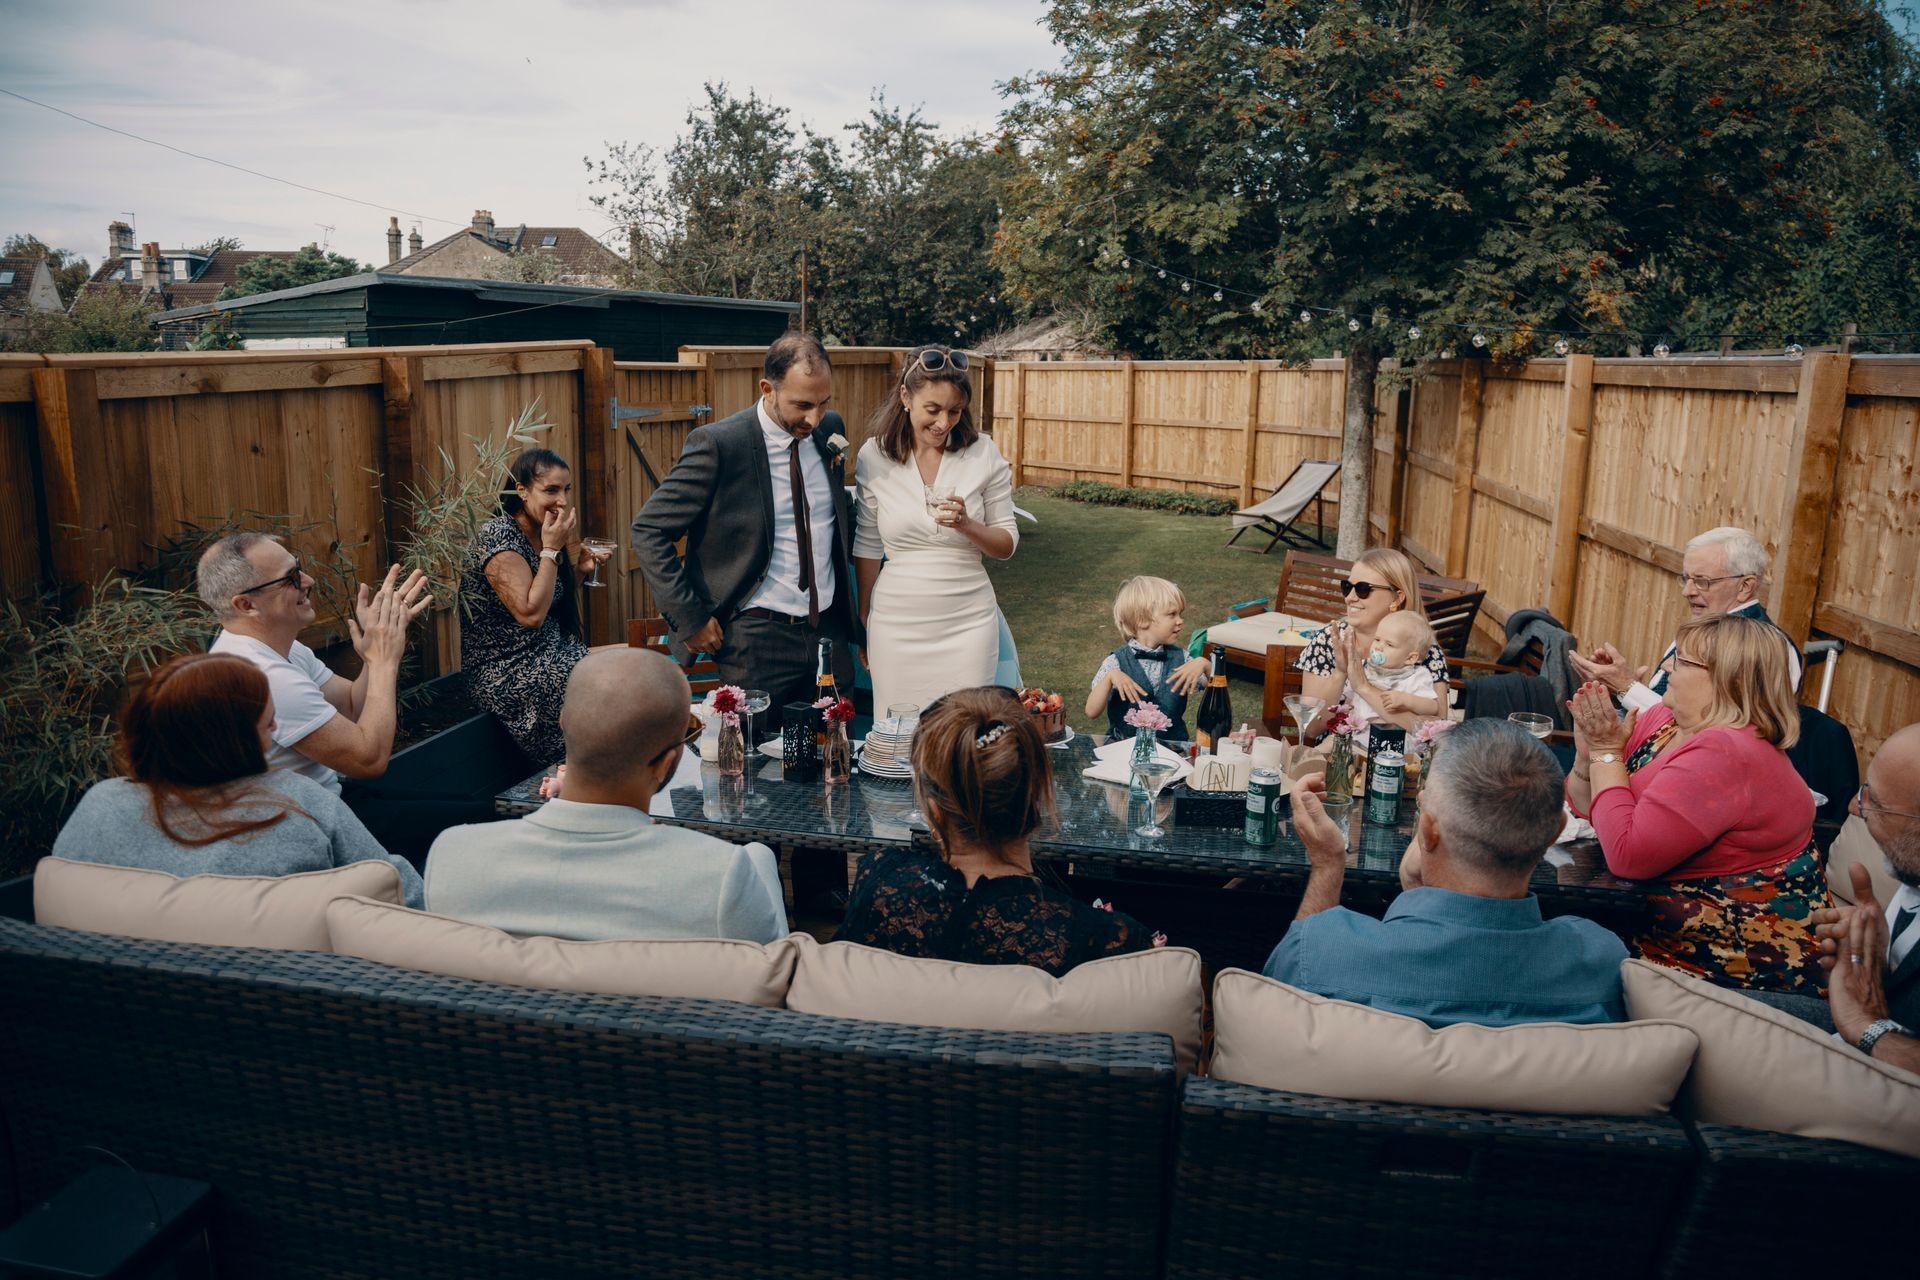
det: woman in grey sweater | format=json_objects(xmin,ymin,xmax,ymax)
[{"xmin": 52, "ymin": 653, "xmax": 423, "ymax": 907}]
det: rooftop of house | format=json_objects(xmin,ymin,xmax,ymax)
[
  {"xmin": 81, "ymin": 247, "xmax": 302, "ymax": 310},
  {"xmin": 0, "ymin": 256, "xmax": 54, "ymax": 310},
  {"xmin": 385, "ymin": 216, "xmax": 627, "ymax": 279}
]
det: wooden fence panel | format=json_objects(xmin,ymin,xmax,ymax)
[
  {"xmin": 1461, "ymin": 370, "xmax": 1563, "ymax": 625},
  {"xmin": 608, "ymin": 361, "xmax": 710, "ymax": 627},
  {"xmin": 1018, "ymin": 363, "xmax": 1127, "ymax": 487},
  {"xmin": 1131, "ymin": 363, "xmax": 1247, "ymax": 494},
  {"xmin": 0, "ymin": 356, "xmax": 46, "ymax": 598}
]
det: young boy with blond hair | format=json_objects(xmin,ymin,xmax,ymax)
[{"xmin": 1087, "ymin": 576, "xmax": 1212, "ymax": 740}]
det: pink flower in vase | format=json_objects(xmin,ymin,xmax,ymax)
[
  {"xmin": 1321, "ymin": 703, "xmax": 1361, "ymax": 737},
  {"xmin": 707, "ymin": 685, "xmax": 744, "ymax": 727},
  {"xmin": 1412, "ymin": 718, "xmax": 1456, "ymax": 746},
  {"xmin": 1123, "ymin": 701, "xmax": 1173, "ymax": 733}
]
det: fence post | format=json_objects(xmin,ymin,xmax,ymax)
[
  {"xmin": 1008, "ymin": 362, "xmax": 1026, "ymax": 488},
  {"xmin": 1120, "ymin": 359, "xmax": 1137, "ymax": 488},
  {"xmin": 1547, "ymin": 355, "xmax": 1596, "ymax": 623},
  {"xmin": 579, "ymin": 345, "xmax": 618, "ymax": 646},
  {"xmin": 378, "ymin": 354, "xmax": 445, "ymax": 674},
  {"xmin": 1444, "ymin": 359, "xmax": 1485, "ymax": 577},
  {"xmin": 1240, "ymin": 363, "xmax": 1260, "ymax": 508},
  {"xmin": 1382, "ymin": 375, "xmax": 1412, "ymax": 549},
  {"xmin": 30, "ymin": 366, "xmax": 125, "ymax": 599},
  {"xmin": 1769, "ymin": 351, "xmax": 1850, "ymax": 649}
]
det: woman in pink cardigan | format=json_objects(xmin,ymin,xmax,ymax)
[{"xmin": 1567, "ymin": 614, "xmax": 1822, "ymax": 993}]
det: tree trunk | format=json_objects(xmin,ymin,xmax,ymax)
[{"xmin": 1336, "ymin": 334, "xmax": 1378, "ymax": 557}]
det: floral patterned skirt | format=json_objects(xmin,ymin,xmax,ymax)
[{"xmin": 1627, "ymin": 843, "xmax": 1829, "ymax": 995}]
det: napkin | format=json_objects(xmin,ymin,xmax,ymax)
[
  {"xmin": 1084, "ymin": 737, "xmax": 1192, "ymax": 787},
  {"xmin": 1556, "ymin": 807, "xmax": 1596, "ymax": 844}
]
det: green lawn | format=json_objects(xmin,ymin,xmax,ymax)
[{"xmin": 985, "ymin": 490, "xmax": 1332, "ymax": 735}]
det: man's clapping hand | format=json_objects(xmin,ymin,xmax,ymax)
[{"xmin": 348, "ymin": 565, "xmax": 431, "ymax": 665}]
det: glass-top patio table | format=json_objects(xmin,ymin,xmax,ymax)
[{"xmin": 495, "ymin": 728, "xmax": 1643, "ymax": 913}]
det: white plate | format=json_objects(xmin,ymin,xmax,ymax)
[
  {"xmin": 1043, "ymin": 726, "xmax": 1077, "ymax": 750},
  {"xmin": 758, "ymin": 739, "xmax": 863, "ymax": 760}
]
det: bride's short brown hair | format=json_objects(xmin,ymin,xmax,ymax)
[
  {"xmin": 868, "ymin": 345, "xmax": 978, "ymax": 465},
  {"xmin": 911, "ymin": 686, "xmax": 1053, "ymax": 861}
]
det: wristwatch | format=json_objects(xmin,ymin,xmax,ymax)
[
  {"xmin": 538, "ymin": 548, "xmax": 561, "ymax": 562},
  {"xmin": 1857, "ymin": 1018, "xmax": 1909, "ymax": 1056},
  {"xmin": 1592, "ymin": 752, "xmax": 1621, "ymax": 766}
]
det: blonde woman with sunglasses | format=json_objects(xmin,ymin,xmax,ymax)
[
  {"xmin": 853, "ymin": 346, "xmax": 1019, "ymax": 715},
  {"xmin": 1294, "ymin": 548, "xmax": 1450, "ymax": 734}
]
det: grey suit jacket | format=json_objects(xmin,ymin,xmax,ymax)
[
  {"xmin": 1890, "ymin": 934, "xmax": 1920, "ymax": 1029},
  {"xmin": 629, "ymin": 406, "xmax": 862, "ymax": 644}
]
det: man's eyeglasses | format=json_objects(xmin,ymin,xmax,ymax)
[
  {"xmin": 1856, "ymin": 783, "xmax": 1920, "ymax": 820},
  {"xmin": 1677, "ymin": 572, "xmax": 1748, "ymax": 592},
  {"xmin": 237, "ymin": 560, "xmax": 304, "ymax": 596},
  {"xmin": 913, "ymin": 348, "xmax": 969, "ymax": 374},
  {"xmin": 1339, "ymin": 579, "xmax": 1388, "ymax": 600}
]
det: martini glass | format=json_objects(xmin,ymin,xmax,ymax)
[
  {"xmin": 742, "ymin": 689, "xmax": 771, "ymax": 750},
  {"xmin": 1130, "ymin": 758, "xmax": 1180, "ymax": 837},
  {"xmin": 1283, "ymin": 693, "xmax": 1326, "ymax": 743},
  {"xmin": 581, "ymin": 537, "xmax": 616, "ymax": 587}
]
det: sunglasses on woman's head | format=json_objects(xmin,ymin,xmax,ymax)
[
  {"xmin": 1339, "ymin": 579, "xmax": 1385, "ymax": 599},
  {"xmin": 914, "ymin": 348, "xmax": 969, "ymax": 373}
]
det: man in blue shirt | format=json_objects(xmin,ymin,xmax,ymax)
[{"xmin": 1265, "ymin": 718, "xmax": 1626, "ymax": 1028}]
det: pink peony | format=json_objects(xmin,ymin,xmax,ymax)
[{"xmin": 1123, "ymin": 701, "xmax": 1173, "ymax": 733}]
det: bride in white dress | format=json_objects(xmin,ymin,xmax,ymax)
[{"xmin": 854, "ymin": 347, "xmax": 1018, "ymax": 715}]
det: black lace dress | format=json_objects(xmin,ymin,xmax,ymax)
[
  {"xmin": 838, "ymin": 848, "xmax": 1153, "ymax": 976},
  {"xmin": 460, "ymin": 515, "xmax": 589, "ymax": 767}
]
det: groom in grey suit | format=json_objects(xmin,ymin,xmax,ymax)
[{"xmin": 631, "ymin": 332, "xmax": 860, "ymax": 711}]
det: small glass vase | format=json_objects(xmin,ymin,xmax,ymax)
[
  {"xmin": 716, "ymin": 718, "xmax": 745, "ymax": 778},
  {"xmin": 1129, "ymin": 727, "xmax": 1158, "ymax": 798},
  {"xmin": 1325, "ymin": 733, "xmax": 1354, "ymax": 800},
  {"xmin": 823, "ymin": 719, "xmax": 852, "ymax": 785}
]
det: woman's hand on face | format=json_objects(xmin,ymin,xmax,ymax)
[
  {"xmin": 539, "ymin": 505, "xmax": 576, "ymax": 553},
  {"xmin": 1568, "ymin": 681, "xmax": 1634, "ymax": 754}
]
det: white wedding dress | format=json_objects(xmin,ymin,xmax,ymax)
[{"xmin": 854, "ymin": 434, "xmax": 1019, "ymax": 715}]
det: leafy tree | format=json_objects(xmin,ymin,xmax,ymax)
[
  {"xmin": 482, "ymin": 251, "xmax": 577, "ymax": 286},
  {"xmin": 3, "ymin": 233, "xmax": 92, "ymax": 307},
  {"xmin": 999, "ymin": 0, "xmax": 1920, "ymax": 553},
  {"xmin": 219, "ymin": 244, "xmax": 368, "ymax": 300},
  {"xmin": 4, "ymin": 288, "xmax": 157, "ymax": 353},
  {"xmin": 189, "ymin": 235, "xmax": 245, "ymax": 256}
]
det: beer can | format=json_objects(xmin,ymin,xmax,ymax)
[
  {"xmin": 1366, "ymin": 749, "xmax": 1405, "ymax": 825},
  {"xmin": 1245, "ymin": 768, "xmax": 1282, "ymax": 845}
]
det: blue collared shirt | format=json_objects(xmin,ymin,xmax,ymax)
[{"xmin": 1262, "ymin": 888, "xmax": 1627, "ymax": 1028}]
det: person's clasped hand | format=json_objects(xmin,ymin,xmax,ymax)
[
  {"xmin": 1568, "ymin": 681, "xmax": 1635, "ymax": 755},
  {"xmin": 1567, "ymin": 642, "xmax": 1649, "ymax": 696}
]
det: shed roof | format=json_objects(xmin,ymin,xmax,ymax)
[{"xmin": 151, "ymin": 271, "xmax": 798, "ymax": 322}]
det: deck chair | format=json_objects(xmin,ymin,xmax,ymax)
[
  {"xmin": 1225, "ymin": 459, "xmax": 1340, "ymax": 553},
  {"xmin": 627, "ymin": 617, "xmax": 721, "ymax": 694}
]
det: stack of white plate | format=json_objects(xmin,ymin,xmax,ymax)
[{"xmin": 859, "ymin": 720, "xmax": 915, "ymax": 779}]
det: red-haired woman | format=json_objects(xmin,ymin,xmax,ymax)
[{"xmin": 51, "ymin": 653, "xmax": 423, "ymax": 905}]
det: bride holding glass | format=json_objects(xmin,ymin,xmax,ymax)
[{"xmin": 854, "ymin": 346, "xmax": 1019, "ymax": 715}]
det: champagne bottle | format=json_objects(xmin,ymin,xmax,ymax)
[
  {"xmin": 1194, "ymin": 645, "xmax": 1233, "ymax": 752},
  {"xmin": 813, "ymin": 639, "xmax": 838, "ymax": 748}
]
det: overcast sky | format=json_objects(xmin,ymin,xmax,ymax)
[{"xmin": 0, "ymin": 0, "xmax": 1062, "ymax": 268}]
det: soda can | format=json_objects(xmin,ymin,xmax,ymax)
[
  {"xmin": 1245, "ymin": 768, "xmax": 1282, "ymax": 845},
  {"xmin": 1366, "ymin": 749, "xmax": 1405, "ymax": 825}
]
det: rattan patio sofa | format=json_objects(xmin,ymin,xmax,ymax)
[{"xmin": 0, "ymin": 891, "xmax": 1913, "ymax": 1279}]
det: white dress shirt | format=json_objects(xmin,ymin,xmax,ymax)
[
  {"xmin": 1619, "ymin": 599, "xmax": 1803, "ymax": 713},
  {"xmin": 1887, "ymin": 882, "xmax": 1920, "ymax": 974},
  {"xmin": 743, "ymin": 399, "xmax": 838, "ymax": 617}
]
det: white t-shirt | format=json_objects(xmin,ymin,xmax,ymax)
[
  {"xmin": 1347, "ymin": 664, "xmax": 1442, "ymax": 729},
  {"xmin": 210, "ymin": 630, "xmax": 342, "ymax": 793}
]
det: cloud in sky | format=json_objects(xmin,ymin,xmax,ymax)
[{"xmin": 0, "ymin": 0, "xmax": 1061, "ymax": 266}]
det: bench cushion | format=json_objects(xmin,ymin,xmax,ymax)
[
  {"xmin": 1621, "ymin": 958, "xmax": 1920, "ymax": 1158},
  {"xmin": 325, "ymin": 894, "xmax": 801, "ymax": 1006},
  {"xmin": 1204, "ymin": 610, "xmax": 1319, "ymax": 656},
  {"xmin": 787, "ymin": 936, "xmax": 1204, "ymax": 1073},
  {"xmin": 32, "ymin": 855, "xmax": 405, "ymax": 951},
  {"xmin": 1209, "ymin": 968, "xmax": 1697, "ymax": 1116}
]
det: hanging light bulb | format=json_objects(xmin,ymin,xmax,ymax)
[
  {"xmin": 1212, "ymin": 290, "xmax": 1224, "ymax": 302},
  {"xmin": 1554, "ymin": 338, "xmax": 1571, "ymax": 356},
  {"xmin": 988, "ymin": 294, "xmax": 997, "ymax": 304},
  {"xmin": 1121, "ymin": 258, "xmax": 1130, "ymax": 269},
  {"xmin": 1407, "ymin": 325, "xmax": 1421, "ymax": 341},
  {"xmin": 1441, "ymin": 347, "xmax": 1456, "ymax": 359},
  {"xmin": 1077, "ymin": 237, "xmax": 1085, "ymax": 246},
  {"xmin": 953, "ymin": 328, "xmax": 963, "ymax": 337},
  {"xmin": 969, "ymin": 314, "xmax": 978, "ymax": 322},
  {"xmin": 1471, "ymin": 332, "xmax": 1488, "ymax": 348},
  {"xmin": 1654, "ymin": 342, "xmax": 1671, "ymax": 358},
  {"xmin": 1157, "ymin": 269, "xmax": 1167, "ymax": 279},
  {"xmin": 1299, "ymin": 309, "xmax": 1312, "ymax": 324},
  {"xmin": 1181, "ymin": 281, "xmax": 1192, "ymax": 292},
  {"xmin": 1785, "ymin": 342, "xmax": 1804, "ymax": 359},
  {"xmin": 1348, "ymin": 317, "xmax": 1361, "ymax": 332},
  {"xmin": 1251, "ymin": 301, "xmax": 1262, "ymax": 312}
]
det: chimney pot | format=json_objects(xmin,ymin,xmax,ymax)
[
  {"xmin": 107, "ymin": 220, "xmax": 135, "ymax": 262},
  {"xmin": 471, "ymin": 209, "xmax": 495, "ymax": 239},
  {"xmin": 408, "ymin": 226, "xmax": 423, "ymax": 253},
  {"xmin": 386, "ymin": 215, "xmax": 403, "ymax": 265},
  {"xmin": 140, "ymin": 241, "xmax": 162, "ymax": 293}
]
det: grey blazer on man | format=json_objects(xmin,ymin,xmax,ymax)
[{"xmin": 630, "ymin": 406, "xmax": 862, "ymax": 644}]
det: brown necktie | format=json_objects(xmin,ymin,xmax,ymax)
[{"xmin": 789, "ymin": 439, "xmax": 819, "ymax": 627}]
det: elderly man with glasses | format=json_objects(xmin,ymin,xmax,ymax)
[
  {"xmin": 424, "ymin": 647, "xmax": 786, "ymax": 943},
  {"xmin": 1569, "ymin": 526, "xmax": 1801, "ymax": 710},
  {"xmin": 199, "ymin": 532, "xmax": 430, "ymax": 794},
  {"xmin": 1810, "ymin": 724, "xmax": 1920, "ymax": 1073}
]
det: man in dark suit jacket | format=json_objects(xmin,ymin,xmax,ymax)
[
  {"xmin": 1815, "ymin": 722, "xmax": 1920, "ymax": 1074},
  {"xmin": 630, "ymin": 333, "xmax": 860, "ymax": 712}
]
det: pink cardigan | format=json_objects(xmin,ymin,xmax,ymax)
[{"xmin": 1570, "ymin": 704, "xmax": 1814, "ymax": 881}]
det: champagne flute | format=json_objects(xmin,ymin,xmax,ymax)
[
  {"xmin": 742, "ymin": 688, "xmax": 771, "ymax": 750},
  {"xmin": 924, "ymin": 486, "xmax": 956, "ymax": 525},
  {"xmin": 581, "ymin": 536, "xmax": 617, "ymax": 588},
  {"xmin": 1508, "ymin": 712, "xmax": 1554, "ymax": 739},
  {"xmin": 1283, "ymin": 693, "xmax": 1326, "ymax": 743},
  {"xmin": 1130, "ymin": 758, "xmax": 1180, "ymax": 838}
]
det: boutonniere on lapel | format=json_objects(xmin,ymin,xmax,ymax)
[{"xmin": 822, "ymin": 432, "xmax": 851, "ymax": 465}]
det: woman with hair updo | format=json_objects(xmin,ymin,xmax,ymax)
[
  {"xmin": 1568, "ymin": 613, "xmax": 1822, "ymax": 993},
  {"xmin": 837, "ymin": 686, "xmax": 1159, "ymax": 975},
  {"xmin": 51, "ymin": 653, "xmax": 423, "ymax": 904},
  {"xmin": 460, "ymin": 446, "xmax": 611, "ymax": 765},
  {"xmin": 853, "ymin": 345, "xmax": 1019, "ymax": 714}
]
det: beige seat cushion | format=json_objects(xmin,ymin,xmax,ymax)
[
  {"xmin": 325, "ymin": 895, "xmax": 799, "ymax": 1007},
  {"xmin": 1620, "ymin": 959, "xmax": 1920, "ymax": 1158},
  {"xmin": 1209, "ymin": 968, "xmax": 1697, "ymax": 1116},
  {"xmin": 786, "ymin": 935, "xmax": 1204, "ymax": 1073},
  {"xmin": 32, "ymin": 856, "xmax": 405, "ymax": 952},
  {"xmin": 1206, "ymin": 610, "xmax": 1319, "ymax": 656},
  {"xmin": 1826, "ymin": 814, "xmax": 1901, "ymax": 906}
]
